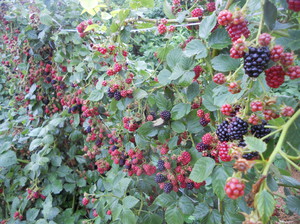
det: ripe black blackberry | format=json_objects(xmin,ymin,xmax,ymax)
[
  {"xmin": 238, "ymin": 140, "xmax": 246, "ymax": 147},
  {"xmin": 160, "ymin": 110, "xmax": 171, "ymax": 121},
  {"xmin": 107, "ymin": 89, "xmax": 114, "ymax": 98},
  {"xmin": 187, "ymin": 182, "xmax": 194, "ymax": 190},
  {"xmin": 199, "ymin": 117, "xmax": 209, "ymax": 126},
  {"xmin": 251, "ymin": 120, "xmax": 271, "ymax": 141},
  {"xmin": 157, "ymin": 160, "xmax": 165, "ymax": 171},
  {"xmin": 228, "ymin": 117, "xmax": 248, "ymax": 140},
  {"xmin": 243, "ymin": 46, "xmax": 270, "ymax": 78},
  {"xmin": 164, "ymin": 182, "xmax": 173, "ymax": 193},
  {"xmin": 150, "ymin": 112, "xmax": 157, "ymax": 119},
  {"xmin": 216, "ymin": 121, "xmax": 230, "ymax": 142},
  {"xmin": 196, "ymin": 142, "xmax": 209, "ymax": 152},
  {"xmin": 114, "ymin": 91, "xmax": 122, "ymax": 101},
  {"xmin": 242, "ymin": 151, "xmax": 259, "ymax": 160},
  {"xmin": 155, "ymin": 174, "xmax": 167, "ymax": 183}
]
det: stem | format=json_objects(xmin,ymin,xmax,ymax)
[
  {"xmin": 262, "ymin": 109, "xmax": 300, "ymax": 176},
  {"xmin": 279, "ymin": 150, "xmax": 300, "ymax": 172},
  {"xmin": 17, "ymin": 159, "xmax": 29, "ymax": 164},
  {"xmin": 255, "ymin": 0, "xmax": 265, "ymax": 44},
  {"xmin": 243, "ymin": 79, "xmax": 253, "ymax": 117},
  {"xmin": 225, "ymin": 0, "xmax": 234, "ymax": 10},
  {"xmin": 260, "ymin": 128, "xmax": 282, "ymax": 141},
  {"xmin": 137, "ymin": 193, "xmax": 143, "ymax": 216}
]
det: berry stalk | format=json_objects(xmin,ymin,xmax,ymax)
[{"xmin": 262, "ymin": 109, "xmax": 300, "ymax": 176}]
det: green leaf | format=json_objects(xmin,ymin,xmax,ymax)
[
  {"xmin": 178, "ymin": 196, "xmax": 194, "ymax": 215},
  {"xmin": 156, "ymin": 93, "xmax": 172, "ymax": 111},
  {"xmin": 137, "ymin": 122, "xmax": 158, "ymax": 137},
  {"xmin": 121, "ymin": 208, "xmax": 137, "ymax": 224},
  {"xmin": 184, "ymin": 39, "xmax": 207, "ymax": 58},
  {"xmin": 186, "ymin": 111, "xmax": 203, "ymax": 133},
  {"xmin": 169, "ymin": 64, "xmax": 186, "ymax": 80},
  {"xmin": 171, "ymin": 103, "xmax": 191, "ymax": 120},
  {"xmin": 88, "ymin": 90, "xmax": 104, "ymax": 101},
  {"xmin": 122, "ymin": 196, "xmax": 139, "ymax": 209},
  {"xmin": 189, "ymin": 157, "xmax": 215, "ymax": 182},
  {"xmin": 163, "ymin": 0, "xmax": 175, "ymax": 19},
  {"xmin": 205, "ymin": 209, "xmax": 221, "ymax": 224},
  {"xmin": 130, "ymin": 0, "xmax": 154, "ymax": 9},
  {"xmin": 79, "ymin": 0, "xmax": 98, "ymax": 10},
  {"xmin": 29, "ymin": 139, "xmax": 43, "ymax": 151},
  {"xmin": 158, "ymin": 69, "xmax": 172, "ymax": 85},
  {"xmin": 256, "ymin": 190, "xmax": 275, "ymax": 224},
  {"xmin": 165, "ymin": 206, "xmax": 184, "ymax": 224},
  {"xmin": 49, "ymin": 118, "xmax": 64, "ymax": 126},
  {"xmin": 171, "ymin": 121, "xmax": 186, "ymax": 133},
  {"xmin": 26, "ymin": 208, "xmax": 40, "ymax": 221},
  {"xmin": 208, "ymin": 28, "xmax": 231, "ymax": 49},
  {"xmin": 263, "ymin": 0, "xmax": 277, "ymax": 30},
  {"xmin": 0, "ymin": 150, "xmax": 17, "ymax": 167},
  {"xmin": 142, "ymin": 213, "xmax": 163, "ymax": 224},
  {"xmin": 133, "ymin": 89, "xmax": 148, "ymax": 100},
  {"xmin": 244, "ymin": 136, "xmax": 267, "ymax": 153},
  {"xmin": 187, "ymin": 82, "xmax": 200, "ymax": 102},
  {"xmin": 199, "ymin": 13, "xmax": 217, "ymax": 40},
  {"xmin": 167, "ymin": 48, "xmax": 184, "ymax": 68},
  {"xmin": 211, "ymin": 54, "xmax": 240, "ymax": 72},
  {"xmin": 40, "ymin": 13, "xmax": 52, "ymax": 26},
  {"xmin": 154, "ymin": 193, "xmax": 176, "ymax": 207},
  {"xmin": 202, "ymin": 83, "xmax": 219, "ymax": 111},
  {"xmin": 279, "ymin": 176, "xmax": 300, "ymax": 189},
  {"xmin": 212, "ymin": 166, "xmax": 228, "ymax": 200},
  {"xmin": 286, "ymin": 195, "xmax": 300, "ymax": 215},
  {"xmin": 193, "ymin": 203, "xmax": 209, "ymax": 220}
]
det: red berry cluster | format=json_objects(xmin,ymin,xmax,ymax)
[
  {"xmin": 213, "ymin": 73, "xmax": 227, "ymax": 84},
  {"xmin": 191, "ymin": 8, "xmax": 203, "ymax": 17},
  {"xmin": 95, "ymin": 159, "xmax": 111, "ymax": 174},
  {"xmin": 287, "ymin": 0, "xmax": 300, "ymax": 12},
  {"xmin": 230, "ymin": 38, "xmax": 247, "ymax": 59},
  {"xmin": 13, "ymin": 211, "xmax": 23, "ymax": 221},
  {"xmin": 218, "ymin": 142, "xmax": 231, "ymax": 162},
  {"xmin": 26, "ymin": 188, "xmax": 46, "ymax": 201},
  {"xmin": 218, "ymin": 10, "xmax": 250, "ymax": 42},
  {"xmin": 224, "ymin": 177, "xmax": 245, "ymax": 199},
  {"xmin": 206, "ymin": 2, "xmax": 216, "ymax": 12},
  {"xmin": 123, "ymin": 117, "xmax": 140, "ymax": 132},
  {"xmin": 76, "ymin": 19, "xmax": 93, "ymax": 38},
  {"xmin": 193, "ymin": 65, "xmax": 203, "ymax": 80}
]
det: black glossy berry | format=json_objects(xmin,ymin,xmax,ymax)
[
  {"xmin": 114, "ymin": 91, "xmax": 122, "ymax": 101},
  {"xmin": 155, "ymin": 174, "xmax": 167, "ymax": 183},
  {"xmin": 42, "ymin": 98, "xmax": 50, "ymax": 105},
  {"xmin": 157, "ymin": 160, "xmax": 165, "ymax": 171},
  {"xmin": 196, "ymin": 142, "xmax": 209, "ymax": 152},
  {"xmin": 150, "ymin": 112, "xmax": 157, "ymax": 119},
  {"xmin": 216, "ymin": 121, "xmax": 230, "ymax": 142},
  {"xmin": 187, "ymin": 182, "xmax": 194, "ymax": 190},
  {"xmin": 107, "ymin": 88, "xmax": 114, "ymax": 98},
  {"xmin": 119, "ymin": 158, "xmax": 125, "ymax": 166},
  {"xmin": 251, "ymin": 120, "xmax": 271, "ymax": 142},
  {"xmin": 242, "ymin": 151, "xmax": 259, "ymax": 160},
  {"xmin": 86, "ymin": 126, "xmax": 91, "ymax": 133},
  {"xmin": 160, "ymin": 110, "xmax": 171, "ymax": 121},
  {"xmin": 164, "ymin": 182, "xmax": 173, "ymax": 193},
  {"xmin": 228, "ymin": 117, "xmax": 248, "ymax": 140},
  {"xmin": 199, "ymin": 117, "xmax": 209, "ymax": 126},
  {"xmin": 243, "ymin": 46, "xmax": 270, "ymax": 78}
]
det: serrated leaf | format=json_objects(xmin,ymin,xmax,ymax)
[
  {"xmin": 256, "ymin": 190, "xmax": 275, "ymax": 224},
  {"xmin": 29, "ymin": 139, "xmax": 43, "ymax": 151},
  {"xmin": 154, "ymin": 193, "xmax": 176, "ymax": 207},
  {"xmin": 88, "ymin": 90, "xmax": 104, "ymax": 101},
  {"xmin": 187, "ymin": 82, "xmax": 200, "ymax": 102},
  {"xmin": 163, "ymin": 0, "xmax": 175, "ymax": 19},
  {"xmin": 193, "ymin": 203, "xmax": 209, "ymax": 220},
  {"xmin": 122, "ymin": 196, "xmax": 139, "ymax": 209},
  {"xmin": 121, "ymin": 208, "xmax": 137, "ymax": 224},
  {"xmin": 167, "ymin": 48, "xmax": 184, "ymax": 68},
  {"xmin": 199, "ymin": 13, "xmax": 217, "ymax": 39},
  {"xmin": 208, "ymin": 28, "xmax": 231, "ymax": 49},
  {"xmin": 169, "ymin": 64, "xmax": 185, "ymax": 80},
  {"xmin": 26, "ymin": 208, "xmax": 40, "ymax": 221},
  {"xmin": 165, "ymin": 206, "xmax": 184, "ymax": 224},
  {"xmin": 286, "ymin": 195, "xmax": 300, "ymax": 215},
  {"xmin": 244, "ymin": 136, "xmax": 267, "ymax": 153},
  {"xmin": 189, "ymin": 157, "xmax": 215, "ymax": 182},
  {"xmin": 158, "ymin": 69, "xmax": 172, "ymax": 85},
  {"xmin": 171, "ymin": 103, "xmax": 191, "ymax": 120},
  {"xmin": 212, "ymin": 166, "xmax": 228, "ymax": 200},
  {"xmin": 184, "ymin": 39, "xmax": 207, "ymax": 58},
  {"xmin": 142, "ymin": 213, "xmax": 163, "ymax": 224},
  {"xmin": 279, "ymin": 176, "xmax": 300, "ymax": 189},
  {"xmin": 171, "ymin": 121, "xmax": 185, "ymax": 133},
  {"xmin": 211, "ymin": 54, "xmax": 240, "ymax": 72},
  {"xmin": 49, "ymin": 118, "xmax": 64, "ymax": 126},
  {"xmin": 205, "ymin": 209, "xmax": 221, "ymax": 224},
  {"xmin": 79, "ymin": 0, "xmax": 98, "ymax": 10},
  {"xmin": 133, "ymin": 89, "xmax": 148, "ymax": 100},
  {"xmin": 0, "ymin": 150, "xmax": 17, "ymax": 167},
  {"xmin": 178, "ymin": 196, "xmax": 194, "ymax": 215},
  {"xmin": 263, "ymin": 0, "xmax": 277, "ymax": 30}
]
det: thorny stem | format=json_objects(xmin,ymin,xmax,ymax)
[{"xmin": 262, "ymin": 109, "xmax": 300, "ymax": 176}]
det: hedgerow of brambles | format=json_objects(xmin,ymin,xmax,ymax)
[{"xmin": 0, "ymin": 0, "xmax": 300, "ymax": 223}]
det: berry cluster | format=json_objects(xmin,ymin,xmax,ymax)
[
  {"xmin": 197, "ymin": 109, "xmax": 211, "ymax": 127},
  {"xmin": 213, "ymin": 73, "xmax": 227, "ymax": 85},
  {"xmin": 243, "ymin": 46, "xmax": 270, "ymax": 78},
  {"xmin": 193, "ymin": 65, "xmax": 203, "ymax": 80},
  {"xmin": 76, "ymin": 19, "xmax": 93, "ymax": 38},
  {"xmin": 224, "ymin": 177, "xmax": 245, "ymax": 199},
  {"xmin": 287, "ymin": 0, "xmax": 300, "ymax": 12},
  {"xmin": 216, "ymin": 117, "xmax": 248, "ymax": 141}
]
